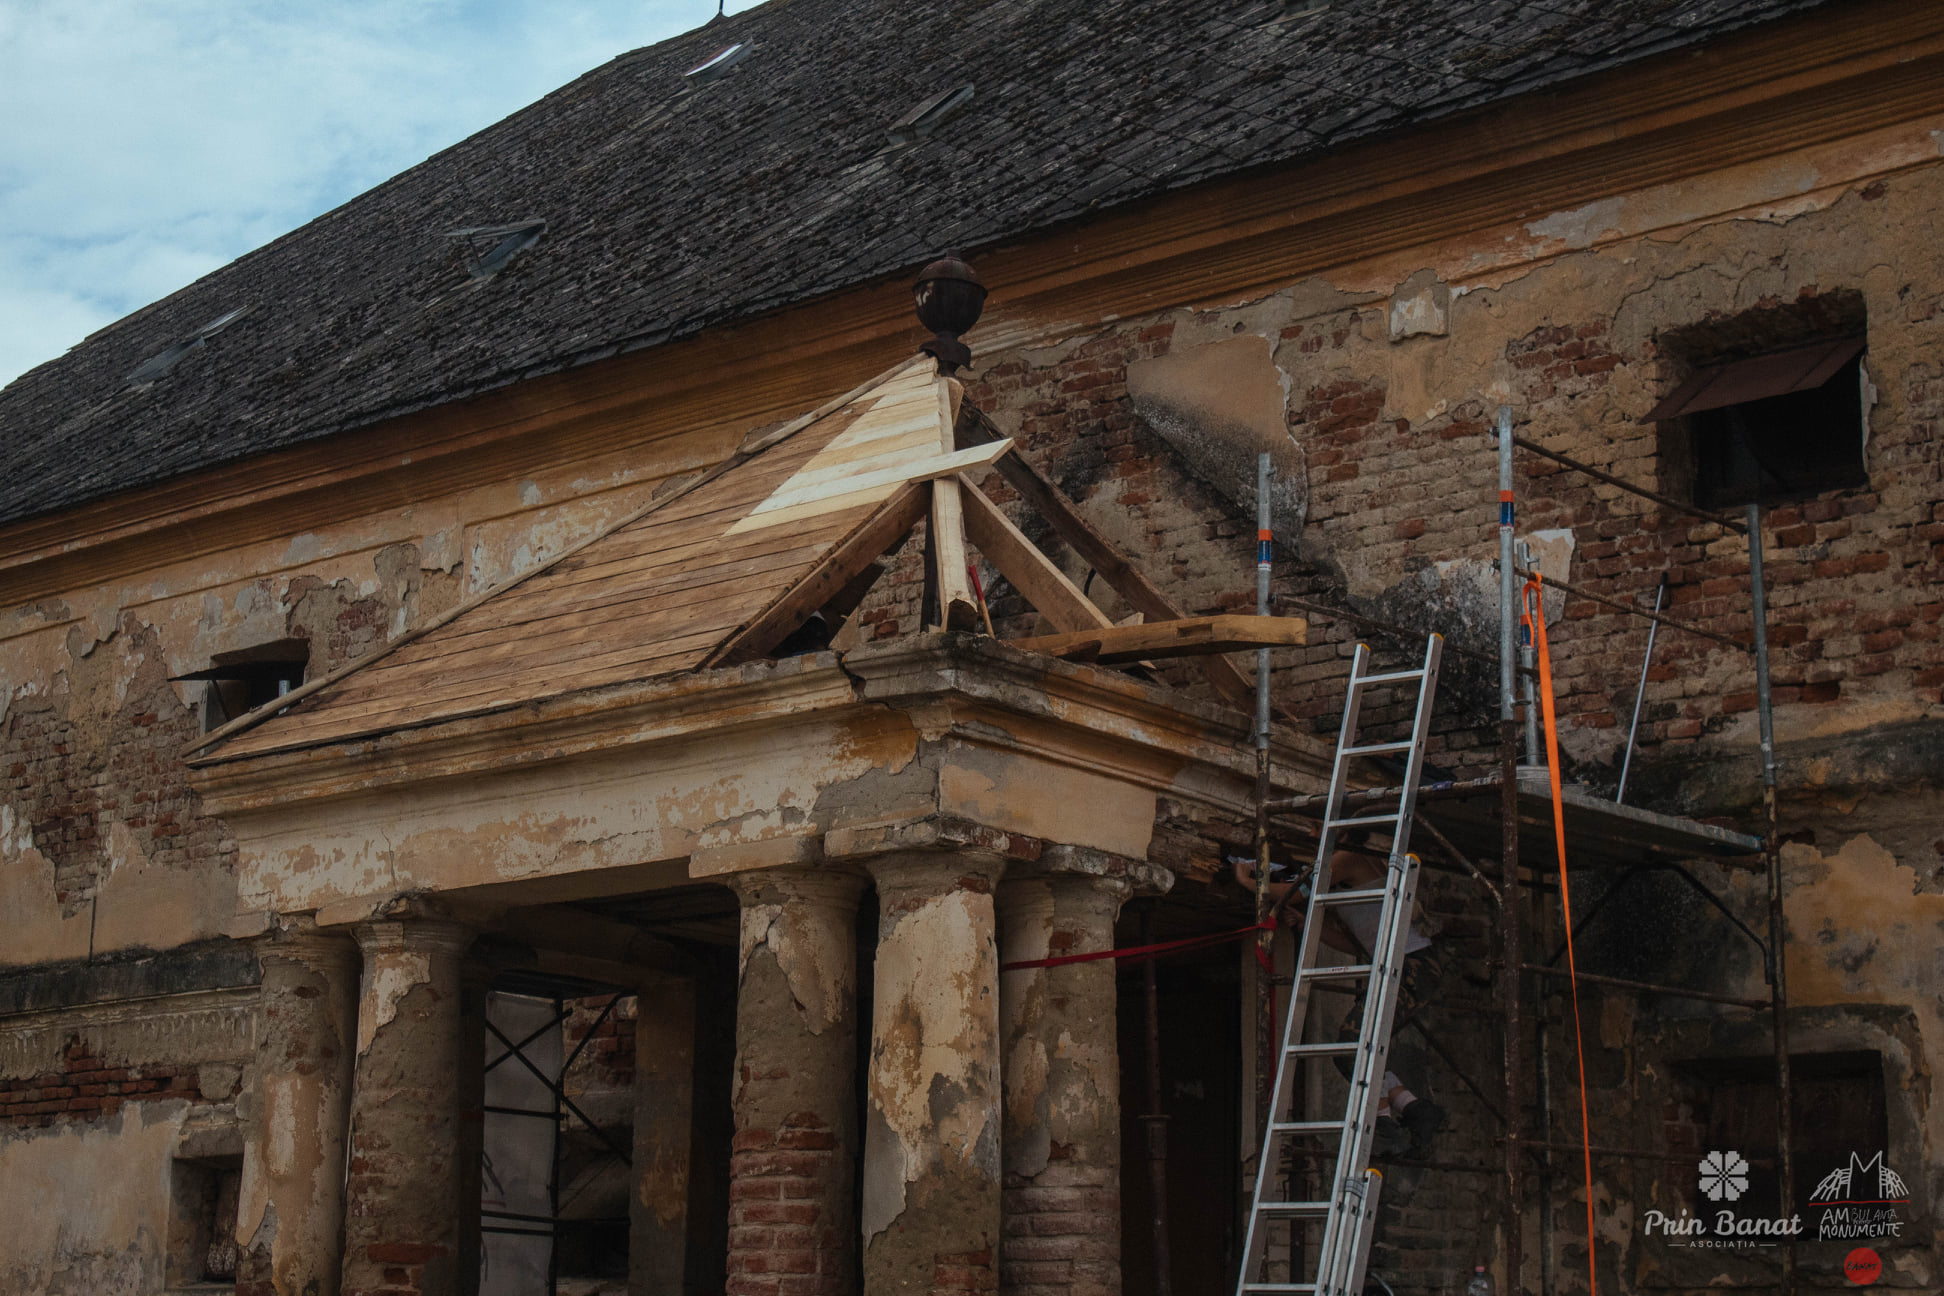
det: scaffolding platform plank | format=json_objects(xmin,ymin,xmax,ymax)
[{"xmin": 1420, "ymin": 773, "xmax": 1762, "ymax": 871}]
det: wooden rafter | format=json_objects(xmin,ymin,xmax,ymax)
[
  {"xmin": 1014, "ymin": 614, "xmax": 1307, "ymax": 665},
  {"xmin": 955, "ymin": 404, "xmax": 1263, "ymax": 715},
  {"xmin": 706, "ymin": 481, "xmax": 931, "ymax": 667},
  {"xmin": 958, "ymin": 474, "xmax": 1114, "ymax": 635}
]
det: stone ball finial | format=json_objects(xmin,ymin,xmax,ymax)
[{"xmin": 914, "ymin": 251, "xmax": 987, "ymax": 373}]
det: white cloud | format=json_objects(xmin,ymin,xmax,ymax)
[{"xmin": 0, "ymin": 0, "xmax": 755, "ymax": 389}]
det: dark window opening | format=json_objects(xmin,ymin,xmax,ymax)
[
  {"xmin": 554, "ymin": 1218, "xmax": 630, "ymax": 1281},
  {"xmin": 168, "ymin": 1154, "xmax": 244, "ymax": 1286},
  {"xmin": 1650, "ymin": 294, "xmax": 1871, "ymax": 510},
  {"xmin": 445, "ymin": 220, "xmax": 547, "ymax": 280},
  {"xmin": 172, "ymin": 637, "xmax": 308, "ymax": 733},
  {"xmin": 887, "ymin": 84, "xmax": 975, "ymax": 147},
  {"xmin": 1676, "ymin": 1051, "xmax": 1889, "ymax": 1220}
]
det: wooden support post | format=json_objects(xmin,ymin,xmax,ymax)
[
  {"xmin": 707, "ymin": 482, "xmax": 930, "ymax": 666},
  {"xmin": 932, "ymin": 477, "xmax": 981, "ymax": 631}
]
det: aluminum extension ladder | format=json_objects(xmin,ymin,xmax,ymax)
[{"xmin": 1237, "ymin": 635, "xmax": 1444, "ymax": 1296}]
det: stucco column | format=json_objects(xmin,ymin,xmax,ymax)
[
  {"xmin": 997, "ymin": 871, "xmax": 1131, "ymax": 1296},
  {"xmin": 632, "ymin": 971, "xmax": 698, "ymax": 1295},
  {"xmin": 236, "ymin": 922, "xmax": 361, "ymax": 1296},
  {"xmin": 863, "ymin": 851, "xmax": 1007, "ymax": 1295},
  {"xmin": 726, "ymin": 867, "xmax": 867, "ymax": 1296},
  {"xmin": 341, "ymin": 917, "xmax": 476, "ymax": 1296}
]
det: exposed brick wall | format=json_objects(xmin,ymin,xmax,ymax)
[
  {"xmin": 0, "ymin": 1035, "xmax": 209, "ymax": 1128},
  {"xmin": 1000, "ymin": 1165, "xmax": 1116, "ymax": 1296},
  {"xmin": 563, "ymin": 993, "xmax": 637, "ymax": 1092},
  {"xmin": 726, "ymin": 1115, "xmax": 849, "ymax": 1296},
  {"xmin": 2, "ymin": 619, "xmax": 232, "ymax": 916}
]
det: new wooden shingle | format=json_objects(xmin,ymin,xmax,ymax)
[{"xmin": 204, "ymin": 358, "xmax": 968, "ymax": 759}]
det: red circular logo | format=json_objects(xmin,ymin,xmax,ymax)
[{"xmin": 1844, "ymin": 1247, "xmax": 1882, "ymax": 1285}]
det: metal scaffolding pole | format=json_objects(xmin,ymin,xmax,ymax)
[
  {"xmin": 1495, "ymin": 407, "xmax": 1526, "ymax": 1294},
  {"xmin": 1748, "ymin": 502, "xmax": 1796, "ymax": 1295}
]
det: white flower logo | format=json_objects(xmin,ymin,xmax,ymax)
[{"xmin": 1699, "ymin": 1150, "xmax": 1749, "ymax": 1202}]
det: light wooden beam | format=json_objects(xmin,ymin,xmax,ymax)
[
  {"xmin": 957, "ymin": 475, "xmax": 1113, "ymax": 634},
  {"xmin": 1013, "ymin": 614, "xmax": 1306, "ymax": 665},
  {"xmin": 929, "ymin": 377, "xmax": 979, "ymax": 631}
]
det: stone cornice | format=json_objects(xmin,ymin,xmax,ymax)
[{"xmin": 189, "ymin": 633, "xmax": 1324, "ymax": 822}]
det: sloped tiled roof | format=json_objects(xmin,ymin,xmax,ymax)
[
  {"xmin": 0, "ymin": 0, "xmax": 1833, "ymax": 526},
  {"xmin": 196, "ymin": 357, "xmax": 975, "ymax": 760}
]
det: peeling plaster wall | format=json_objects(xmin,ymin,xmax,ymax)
[
  {"xmin": 0, "ymin": 1099, "xmax": 190, "ymax": 1296},
  {"xmin": 947, "ymin": 118, "xmax": 1944, "ymax": 787},
  {"xmin": 926, "ymin": 120, "xmax": 1944, "ymax": 1294},
  {"xmin": 1, "ymin": 428, "xmax": 727, "ymax": 969},
  {"xmin": 0, "ymin": 989, "xmax": 255, "ymax": 1296}
]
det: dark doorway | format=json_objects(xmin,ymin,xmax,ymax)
[{"xmin": 1119, "ymin": 939, "xmax": 1243, "ymax": 1296}]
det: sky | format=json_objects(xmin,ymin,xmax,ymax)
[{"xmin": 0, "ymin": 0, "xmax": 757, "ymax": 390}]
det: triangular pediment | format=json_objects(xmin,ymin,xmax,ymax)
[{"xmin": 195, "ymin": 357, "xmax": 999, "ymax": 761}]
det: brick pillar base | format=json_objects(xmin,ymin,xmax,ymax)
[
  {"xmin": 726, "ymin": 868, "xmax": 865, "ymax": 1296},
  {"xmin": 999, "ymin": 871, "xmax": 1129, "ymax": 1296}
]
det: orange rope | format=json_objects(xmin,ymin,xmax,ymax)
[{"xmin": 1523, "ymin": 577, "xmax": 1599, "ymax": 1296}]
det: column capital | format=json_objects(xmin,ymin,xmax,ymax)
[
  {"xmin": 825, "ymin": 812, "xmax": 1042, "ymax": 867},
  {"xmin": 352, "ymin": 915, "xmax": 475, "ymax": 960},
  {"xmin": 865, "ymin": 847, "xmax": 1008, "ymax": 901},
  {"xmin": 1032, "ymin": 840, "xmax": 1173, "ymax": 894},
  {"xmin": 256, "ymin": 915, "xmax": 361, "ymax": 973},
  {"xmin": 723, "ymin": 863, "xmax": 868, "ymax": 911}
]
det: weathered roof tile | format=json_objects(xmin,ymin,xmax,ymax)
[{"xmin": 0, "ymin": 0, "xmax": 1832, "ymax": 526}]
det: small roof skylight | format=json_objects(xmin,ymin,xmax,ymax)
[
  {"xmin": 686, "ymin": 43, "xmax": 749, "ymax": 83},
  {"xmin": 887, "ymin": 84, "xmax": 975, "ymax": 147},
  {"xmin": 125, "ymin": 307, "xmax": 252, "ymax": 388},
  {"xmin": 446, "ymin": 220, "xmax": 547, "ymax": 280}
]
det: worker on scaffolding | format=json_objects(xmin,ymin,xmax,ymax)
[
  {"xmin": 1323, "ymin": 829, "xmax": 1447, "ymax": 1161},
  {"xmin": 1238, "ymin": 830, "xmax": 1449, "ymax": 1161}
]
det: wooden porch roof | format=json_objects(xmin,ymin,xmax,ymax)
[{"xmin": 193, "ymin": 356, "xmax": 1001, "ymax": 761}]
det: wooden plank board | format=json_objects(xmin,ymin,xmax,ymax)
[
  {"xmin": 957, "ymin": 475, "xmax": 1112, "ymax": 634},
  {"xmin": 282, "ymin": 595, "xmax": 795, "ymax": 732},
  {"xmin": 508, "ymin": 501, "xmax": 856, "ymax": 599},
  {"xmin": 728, "ymin": 441, "xmax": 1012, "ymax": 534},
  {"xmin": 206, "ymin": 361, "xmax": 955, "ymax": 760},
  {"xmin": 334, "ymin": 568, "xmax": 808, "ymax": 691},
  {"xmin": 931, "ymin": 478, "xmax": 978, "ymax": 631},
  {"xmin": 1012, "ymin": 615, "xmax": 1307, "ymax": 664},
  {"xmin": 222, "ymin": 628, "xmax": 736, "ymax": 754},
  {"xmin": 444, "ymin": 506, "xmax": 872, "ymax": 637}
]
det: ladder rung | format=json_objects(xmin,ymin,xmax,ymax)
[
  {"xmin": 1255, "ymin": 1200, "xmax": 1332, "ymax": 1217},
  {"xmin": 1300, "ymin": 964, "xmax": 1373, "ymax": 981},
  {"xmin": 1314, "ymin": 886, "xmax": 1388, "ymax": 906},
  {"xmin": 1326, "ymin": 814, "xmax": 1399, "ymax": 829},
  {"xmin": 1243, "ymin": 1285, "xmax": 1319, "ymax": 1293},
  {"xmin": 1341, "ymin": 740, "xmax": 1414, "ymax": 756},
  {"xmin": 1285, "ymin": 1041, "xmax": 1359, "ymax": 1057},
  {"xmin": 1270, "ymin": 1119, "xmax": 1344, "ymax": 1136},
  {"xmin": 1353, "ymin": 668, "xmax": 1424, "ymax": 687}
]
